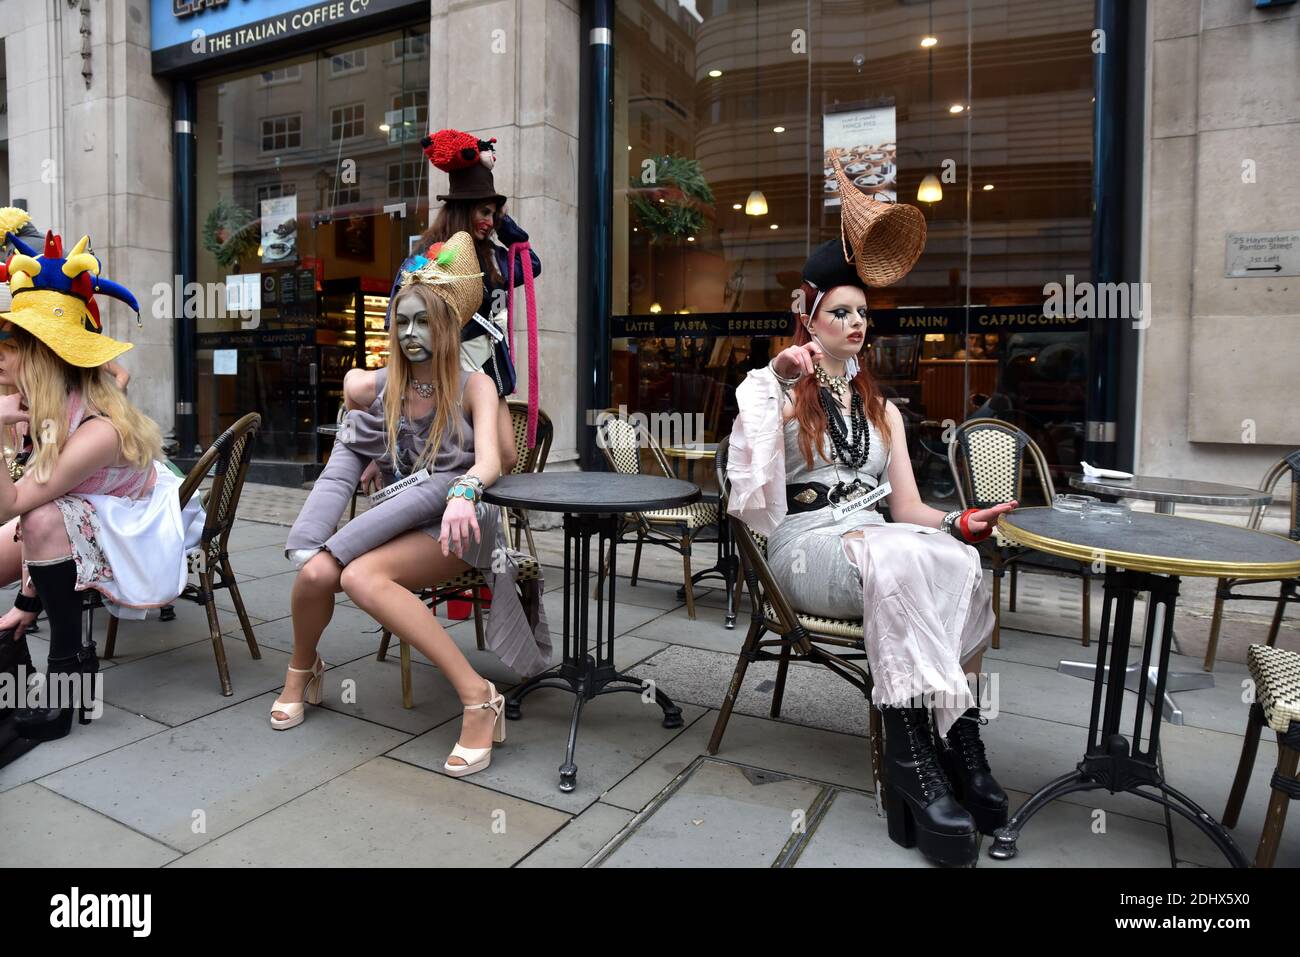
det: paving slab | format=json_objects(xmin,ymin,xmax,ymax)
[
  {"xmin": 2, "ymin": 783, "xmax": 179, "ymax": 867},
  {"xmin": 39, "ymin": 692, "xmax": 409, "ymax": 853},
  {"xmin": 626, "ymin": 603, "xmax": 752, "ymax": 654},
  {"xmin": 539, "ymin": 590, "xmax": 671, "ymax": 639},
  {"xmin": 168, "ymin": 756, "xmax": 567, "ymax": 867},
  {"xmin": 96, "ymin": 640, "xmax": 294, "ymax": 727},
  {"xmin": 387, "ymin": 687, "xmax": 705, "ymax": 814},
  {"xmin": 626, "ymin": 644, "xmax": 872, "ymax": 737},
  {"xmin": 227, "ymin": 520, "xmax": 294, "ymax": 553},
  {"xmin": 601, "ymin": 710, "xmax": 874, "ymax": 813},
  {"xmin": 317, "ymin": 653, "xmax": 464, "ymax": 736},
  {"xmin": 793, "ymin": 789, "xmax": 937, "ymax": 868},
  {"xmin": 597, "ymin": 759, "xmax": 824, "ymax": 867},
  {"xmin": 983, "ymin": 788, "xmax": 1174, "ymax": 868},
  {"xmin": 90, "ymin": 599, "xmax": 266, "ymax": 665},
  {"xmin": 516, "ymin": 801, "xmax": 635, "ymax": 868},
  {"xmin": 0, "ymin": 702, "xmax": 168, "ymax": 794},
  {"xmin": 212, "ymin": 569, "xmax": 346, "ymax": 623},
  {"xmin": 222, "ymin": 542, "xmax": 300, "ymax": 580}
]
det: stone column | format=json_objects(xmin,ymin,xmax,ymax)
[
  {"xmin": 2, "ymin": 0, "xmax": 174, "ymax": 435},
  {"xmin": 429, "ymin": 0, "xmax": 582, "ymax": 470}
]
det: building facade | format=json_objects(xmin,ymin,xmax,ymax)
[{"xmin": 0, "ymin": 0, "xmax": 1294, "ymax": 497}]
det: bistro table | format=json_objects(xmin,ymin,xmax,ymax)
[
  {"xmin": 661, "ymin": 441, "xmax": 740, "ymax": 629},
  {"xmin": 1063, "ymin": 475, "xmax": 1273, "ymax": 723},
  {"xmin": 483, "ymin": 471, "xmax": 700, "ymax": 792},
  {"xmin": 989, "ymin": 506, "xmax": 1300, "ymax": 866}
]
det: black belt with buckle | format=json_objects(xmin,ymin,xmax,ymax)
[{"xmin": 786, "ymin": 482, "xmax": 833, "ymax": 514}]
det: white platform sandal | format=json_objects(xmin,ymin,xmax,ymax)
[
  {"xmin": 270, "ymin": 656, "xmax": 326, "ymax": 730},
  {"xmin": 444, "ymin": 681, "xmax": 506, "ymax": 778}
]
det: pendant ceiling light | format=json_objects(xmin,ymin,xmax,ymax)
[
  {"xmin": 917, "ymin": 175, "xmax": 943, "ymax": 203},
  {"xmin": 917, "ymin": 0, "xmax": 942, "ymax": 204},
  {"xmin": 744, "ymin": 189, "xmax": 768, "ymax": 216},
  {"xmin": 745, "ymin": 1, "xmax": 767, "ymax": 218}
]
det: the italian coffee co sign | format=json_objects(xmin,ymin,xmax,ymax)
[{"xmin": 152, "ymin": 0, "xmax": 427, "ymax": 74}]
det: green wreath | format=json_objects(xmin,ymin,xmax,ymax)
[
  {"xmin": 629, "ymin": 154, "xmax": 714, "ymax": 243},
  {"xmin": 202, "ymin": 198, "xmax": 259, "ymax": 269}
]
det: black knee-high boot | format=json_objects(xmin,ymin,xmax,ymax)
[
  {"xmin": 15, "ymin": 560, "xmax": 98, "ymax": 741},
  {"xmin": 881, "ymin": 705, "xmax": 978, "ymax": 866}
]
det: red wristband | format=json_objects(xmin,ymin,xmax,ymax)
[{"xmin": 959, "ymin": 508, "xmax": 992, "ymax": 544}]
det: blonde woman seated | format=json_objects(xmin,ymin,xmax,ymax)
[{"xmin": 275, "ymin": 233, "xmax": 548, "ymax": 778}]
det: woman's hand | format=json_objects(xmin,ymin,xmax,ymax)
[
  {"xmin": 359, "ymin": 460, "xmax": 383, "ymax": 495},
  {"xmin": 0, "ymin": 603, "xmax": 37, "ymax": 640},
  {"xmin": 0, "ymin": 409, "xmax": 29, "ymax": 429},
  {"xmin": 773, "ymin": 341, "xmax": 824, "ymax": 379},
  {"xmin": 439, "ymin": 496, "xmax": 480, "ymax": 558},
  {"xmin": 965, "ymin": 501, "xmax": 1018, "ymax": 537}
]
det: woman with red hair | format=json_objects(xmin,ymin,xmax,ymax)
[{"xmin": 727, "ymin": 237, "xmax": 1016, "ymax": 868}]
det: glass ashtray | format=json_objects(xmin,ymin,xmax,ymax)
[
  {"xmin": 1052, "ymin": 493, "xmax": 1097, "ymax": 513},
  {"xmin": 1082, "ymin": 499, "xmax": 1132, "ymax": 524}
]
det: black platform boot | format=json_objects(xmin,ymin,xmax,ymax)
[
  {"xmin": 14, "ymin": 560, "xmax": 98, "ymax": 742},
  {"xmin": 936, "ymin": 707, "xmax": 1009, "ymax": 835},
  {"xmin": 881, "ymin": 706, "xmax": 978, "ymax": 866}
]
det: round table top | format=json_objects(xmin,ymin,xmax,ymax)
[
  {"xmin": 662, "ymin": 442, "xmax": 719, "ymax": 460},
  {"xmin": 484, "ymin": 472, "xmax": 700, "ymax": 514},
  {"xmin": 1069, "ymin": 474, "xmax": 1271, "ymax": 508},
  {"xmin": 997, "ymin": 507, "xmax": 1300, "ymax": 579}
]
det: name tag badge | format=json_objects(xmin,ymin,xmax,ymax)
[
  {"xmin": 470, "ymin": 312, "xmax": 506, "ymax": 343},
  {"xmin": 831, "ymin": 481, "xmax": 891, "ymax": 522},
  {"xmin": 368, "ymin": 468, "xmax": 431, "ymax": 507}
]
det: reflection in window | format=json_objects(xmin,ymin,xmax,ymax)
[
  {"xmin": 259, "ymin": 114, "xmax": 302, "ymax": 152},
  {"xmin": 260, "ymin": 65, "xmax": 302, "ymax": 85},
  {"xmin": 329, "ymin": 102, "xmax": 366, "ymax": 142},
  {"xmin": 387, "ymin": 160, "xmax": 423, "ymax": 199},
  {"xmin": 329, "ymin": 49, "xmax": 366, "ymax": 75}
]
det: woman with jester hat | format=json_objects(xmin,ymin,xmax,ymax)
[
  {"xmin": 0, "ymin": 222, "xmax": 203, "ymax": 742},
  {"xmin": 277, "ymin": 231, "xmax": 548, "ymax": 778},
  {"xmin": 725, "ymin": 187, "xmax": 1016, "ymax": 867}
]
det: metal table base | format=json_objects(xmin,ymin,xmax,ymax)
[
  {"xmin": 991, "ymin": 568, "xmax": 1248, "ymax": 867},
  {"xmin": 506, "ymin": 512, "xmax": 684, "ymax": 792}
]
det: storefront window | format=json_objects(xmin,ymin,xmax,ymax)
[
  {"xmin": 611, "ymin": 0, "xmax": 1094, "ymax": 502},
  {"xmin": 193, "ymin": 26, "xmax": 430, "ymax": 464}
]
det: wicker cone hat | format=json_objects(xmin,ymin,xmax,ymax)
[
  {"xmin": 395, "ymin": 230, "xmax": 483, "ymax": 327},
  {"xmin": 832, "ymin": 154, "xmax": 927, "ymax": 287}
]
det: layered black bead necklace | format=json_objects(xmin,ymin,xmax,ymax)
[{"xmin": 816, "ymin": 374, "xmax": 871, "ymax": 471}]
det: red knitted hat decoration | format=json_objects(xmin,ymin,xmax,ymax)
[{"xmin": 421, "ymin": 128, "xmax": 498, "ymax": 172}]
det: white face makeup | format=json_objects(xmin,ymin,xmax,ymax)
[
  {"xmin": 395, "ymin": 295, "xmax": 434, "ymax": 363},
  {"xmin": 806, "ymin": 285, "xmax": 868, "ymax": 361}
]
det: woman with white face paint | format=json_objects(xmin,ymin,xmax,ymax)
[
  {"xmin": 276, "ymin": 234, "xmax": 549, "ymax": 777},
  {"xmin": 726, "ymin": 236, "xmax": 1016, "ymax": 867}
]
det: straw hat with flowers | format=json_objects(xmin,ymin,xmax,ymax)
[
  {"xmin": 831, "ymin": 154, "xmax": 927, "ymax": 287},
  {"xmin": 396, "ymin": 230, "xmax": 484, "ymax": 326},
  {"xmin": 0, "ymin": 223, "xmax": 140, "ymax": 368}
]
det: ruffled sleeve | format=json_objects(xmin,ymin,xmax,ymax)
[{"xmin": 726, "ymin": 366, "xmax": 788, "ymax": 537}]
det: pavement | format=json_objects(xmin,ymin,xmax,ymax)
[{"xmin": 4, "ymin": 481, "xmax": 1298, "ymax": 868}]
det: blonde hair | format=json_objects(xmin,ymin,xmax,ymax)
[
  {"xmin": 384, "ymin": 284, "xmax": 463, "ymax": 474},
  {"xmin": 6, "ymin": 328, "xmax": 161, "ymax": 484}
]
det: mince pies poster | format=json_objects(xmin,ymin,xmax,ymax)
[{"xmin": 823, "ymin": 106, "xmax": 898, "ymax": 207}]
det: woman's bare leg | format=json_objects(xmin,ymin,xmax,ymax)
[
  {"xmin": 341, "ymin": 532, "xmax": 496, "ymax": 761},
  {"xmin": 273, "ymin": 551, "xmax": 344, "ymax": 721}
]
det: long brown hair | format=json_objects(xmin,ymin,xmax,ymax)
[
  {"xmin": 384, "ymin": 284, "xmax": 464, "ymax": 474},
  {"xmin": 789, "ymin": 301, "xmax": 891, "ymax": 470},
  {"xmin": 418, "ymin": 200, "xmax": 503, "ymax": 287}
]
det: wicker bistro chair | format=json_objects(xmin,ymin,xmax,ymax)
[
  {"xmin": 103, "ymin": 413, "xmax": 263, "ymax": 696},
  {"xmin": 1223, "ymin": 644, "xmax": 1300, "ymax": 867},
  {"xmin": 1202, "ymin": 451, "xmax": 1300, "ymax": 673},
  {"xmin": 707, "ymin": 438, "xmax": 885, "ymax": 796},
  {"xmin": 502, "ymin": 400, "xmax": 554, "ymax": 557},
  {"xmin": 594, "ymin": 409, "xmax": 719, "ymax": 620},
  {"xmin": 948, "ymin": 418, "xmax": 1093, "ymax": 649}
]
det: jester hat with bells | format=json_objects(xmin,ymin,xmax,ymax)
[
  {"xmin": 395, "ymin": 230, "xmax": 483, "ymax": 327},
  {"xmin": 0, "ymin": 219, "xmax": 140, "ymax": 368}
]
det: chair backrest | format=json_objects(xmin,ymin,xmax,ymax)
[
  {"xmin": 595, "ymin": 407, "xmax": 672, "ymax": 478},
  {"xmin": 506, "ymin": 400, "xmax": 554, "ymax": 476},
  {"xmin": 189, "ymin": 413, "xmax": 261, "ymax": 571},
  {"xmin": 717, "ymin": 436, "xmax": 814, "ymax": 634},
  {"xmin": 1251, "ymin": 450, "xmax": 1300, "ymax": 540},
  {"xmin": 948, "ymin": 417, "xmax": 1055, "ymax": 509}
]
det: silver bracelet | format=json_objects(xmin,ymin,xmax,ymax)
[
  {"xmin": 768, "ymin": 359, "xmax": 804, "ymax": 388},
  {"xmin": 940, "ymin": 510, "xmax": 963, "ymax": 538}
]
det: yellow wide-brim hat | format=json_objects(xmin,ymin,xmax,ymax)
[
  {"xmin": 3, "ymin": 289, "xmax": 133, "ymax": 368},
  {"xmin": 397, "ymin": 230, "xmax": 484, "ymax": 327}
]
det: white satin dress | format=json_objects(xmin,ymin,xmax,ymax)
[{"xmin": 726, "ymin": 366, "xmax": 995, "ymax": 734}]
